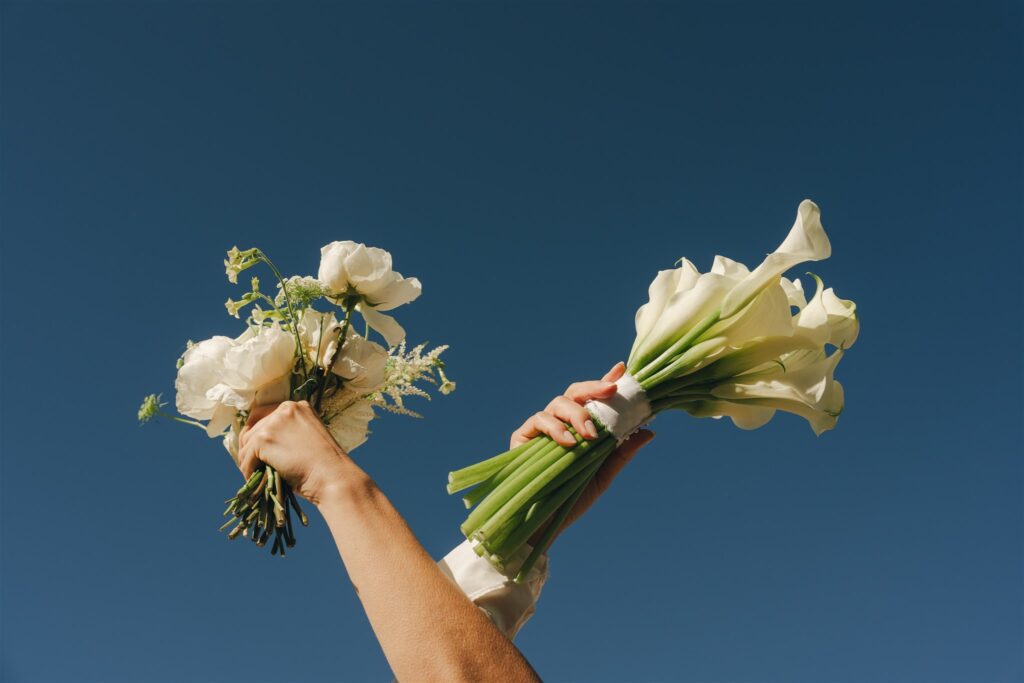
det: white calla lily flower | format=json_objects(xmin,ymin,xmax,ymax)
[
  {"xmin": 719, "ymin": 199, "xmax": 830, "ymax": 318},
  {"xmin": 630, "ymin": 258, "xmax": 701, "ymax": 360},
  {"xmin": 708, "ymin": 349, "xmax": 846, "ymax": 435},
  {"xmin": 795, "ymin": 275, "xmax": 859, "ymax": 349}
]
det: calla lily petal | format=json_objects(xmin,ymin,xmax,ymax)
[
  {"xmin": 794, "ymin": 275, "xmax": 859, "ymax": 349},
  {"xmin": 630, "ymin": 272, "xmax": 732, "ymax": 369},
  {"xmin": 780, "ymin": 277, "xmax": 807, "ymax": 310},
  {"xmin": 720, "ymin": 200, "xmax": 831, "ymax": 318},
  {"xmin": 683, "ymin": 399, "xmax": 777, "ymax": 430},
  {"xmin": 700, "ymin": 281, "xmax": 794, "ymax": 349}
]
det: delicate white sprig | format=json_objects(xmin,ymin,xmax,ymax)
[{"xmin": 372, "ymin": 342, "xmax": 453, "ymax": 417}]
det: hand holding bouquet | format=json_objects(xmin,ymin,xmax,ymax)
[
  {"xmin": 140, "ymin": 241, "xmax": 453, "ymax": 555},
  {"xmin": 448, "ymin": 200, "xmax": 859, "ymax": 581}
]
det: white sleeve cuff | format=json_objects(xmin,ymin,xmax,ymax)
[{"xmin": 437, "ymin": 540, "xmax": 549, "ymax": 639}]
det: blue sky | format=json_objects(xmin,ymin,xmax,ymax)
[{"xmin": 1, "ymin": 2, "xmax": 1021, "ymax": 681}]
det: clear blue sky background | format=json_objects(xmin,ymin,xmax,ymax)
[{"xmin": 2, "ymin": 2, "xmax": 1021, "ymax": 682}]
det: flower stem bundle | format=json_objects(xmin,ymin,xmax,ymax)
[
  {"xmin": 448, "ymin": 200, "xmax": 860, "ymax": 581},
  {"xmin": 221, "ymin": 467, "xmax": 308, "ymax": 555}
]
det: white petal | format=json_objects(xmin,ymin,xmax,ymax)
[
  {"xmin": 682, "ymin": 400, "xmax": 776, "ymax": 430},
  {"xmin": 345, "ymin": 244, "xmax": 395, "ymax": 296},
  {"xmin": 358, "ymin": 305, "xmax": 406, "ymax": 347},
  {"xmin": 710, "ymin": 349, "xmax": 845, "ymax": 435},
  {"xmin": 328, "ymin": 401, "xmax": 376, "ymax": 452},
  {"xmin": 629, "ymin": 260, "xmax": 700, "ymax": 363},
  {"xmin": 367, "ymin": 274, "xmax": 422, "ymax": 311},
  {"xmin": 710, "ymin": 255, "xmax": 750, "ymax": 282},
  {"xmin": 221, "ymin": 325, "xmax": 296, "ymax": 391},
  {"xmin": 794, "ymin": 275, "xmax": 859, "ymax": 349},
  {"xmin": 205, "ymin": 400, "xmax": 241, "ymax": 437},
  {"xmin": 332, "ymin": 330, "xmax": 389, "ymax": 393},
  {"xmin": 223, "ymin": 425, "xmax": 241, "ymax": 464},
  {"xmin": 700, "ymin": 281, "xmax": 794, "ymax": 349},
  {"xmin": 630, "ymin": 272, "xmax": 732, "ymax": 369},
  {"xmin": 720, "ymin": 200, "xmax": 831, "ymax": 318},
  {"xmin": 780, "ymin": 277, "xmax": 807, "ymax": 310},
  {"xmin": 318, "ymin": 241, "xmax": 357, "ymax": 295},
  {"xmin": 684, "ymin": 335, "xmax": 820, "ymax": 384},
  {"xmin": 174, "ymin": 336, "xmax": 233, "ymax": 420}
]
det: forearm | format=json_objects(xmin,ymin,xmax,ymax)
[{"xmin": 316, "ymin": 465, "xmax": 540, "ymax": 683}]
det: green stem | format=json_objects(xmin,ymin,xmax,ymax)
[
  {"xmin": 315, "ymin": 304, "xmax": 354, "ymax": 411},
  {"xmin": 448, "ymin": 437, "xmax": 541, "ymax": 495},
  {"xmin": 632, "ymin": 309, "xmax": 721, "ymax": 382},
  {"xmin": 460, "ymin": 438, "xmax": 553, "ymax": 509},
  {"xmin": 460, "ymin": 437, "xmax": 567, "ymax": 536},
  {"xmin": 156, "ymin": 411, "xmax": 207, "ymax": 430},
  {"xmin": 514, "ymin": 458, "xmax": 602, "ymax": 583},
  {"xmin": 475, "ymin": 437, "xmax": 600, "ymax": 541},
  {"xmin": 489, "ymin": 444, "xmax": 611, "ymax": 559},
  {"xmin": 256, "ymin": 251, "xmax": 309, "ymax": 389}
]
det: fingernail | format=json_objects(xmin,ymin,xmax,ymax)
[
  {"xmin": 584, "ymin": 420, "xmax": 598, "ymax": 438},
  {"xmin": 562, "ymin": 430, "xmax": 575, "ymax": 444}
]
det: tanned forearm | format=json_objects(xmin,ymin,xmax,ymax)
[{"xmin": 315, "ymin": 464, "xmax": 540, "ymax": 683}]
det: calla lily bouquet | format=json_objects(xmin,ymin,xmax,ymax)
[
  {"xmin": 140, "ymin": 242, "xmax": 454, "ymax": 555},
  {"xmin": 447, "ymin": 200, "xmax": 859, "ymax": 581}
]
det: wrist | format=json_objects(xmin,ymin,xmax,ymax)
[{"xmin": 312, "ymin": 461, "xmax": 377, "ymax": 509}]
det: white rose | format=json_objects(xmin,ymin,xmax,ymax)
[
  {"xmin": 175, "ymin": 325, "xmax": 297, "ymax": 437},
  {"xmin": 317, "ymin": 241, "xmax": 422, "ymax": 347},
  {"xmin": 175, "ymin": 336, "xmax": 234, "ymax": 421}
]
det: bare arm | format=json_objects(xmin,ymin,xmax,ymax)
[{"xmin": 237, "ymin": 401, "xmax": 540, "ymax": 683}]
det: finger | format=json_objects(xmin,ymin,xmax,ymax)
[
  {"xmin": 592, "ymin": 429, "xmax": 654, "ymax": 494},
  {"xmin": 246, "ymin": 403, "xmax": 280, "ymax": 428},
  {"xmin": 237, "ymin": 433, "xmax": 262, "ymax": 480},
  {"xmin": 564, "ymin": 380, "xmax": 617, "ymax": 404},
  {"xmin": 601, "ymin": 361, "xmax": 626, "ymax": 382},
  {"xmin": 512, "ymin": 412, "xmax": 577, "ymax": 447},
  {"xmin": 546, "ymin": 396, "xmax": 598, "ymax": 439}
]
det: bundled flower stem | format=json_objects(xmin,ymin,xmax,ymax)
[
  {"xmin": 141, "ymin": 241, "xmax": 453, "ymax": 555},
  {"xmin": 447, "ymin": 200, "xmax": 860, "ymax": 581}
]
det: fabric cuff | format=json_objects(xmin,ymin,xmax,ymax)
[{"xmin": 437, "ymin": 540, "xmax": 549, "ymax": 639}]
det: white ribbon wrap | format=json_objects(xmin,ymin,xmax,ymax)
[{"xmin": 584, "ymin": 373, "xmax": 653, "ymax": 443}]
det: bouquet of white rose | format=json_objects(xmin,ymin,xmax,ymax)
[
  {"xmin": 140, "ymin": 241, "xmax": 454, "ymax": 555},
  {"xmin": 448, "ymin": 200, "xmax": 859, "ymax": 581}
]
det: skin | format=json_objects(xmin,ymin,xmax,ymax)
[{"xmin": 236, "ymin": 361, "xmax": 653, "ymax": 682}]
